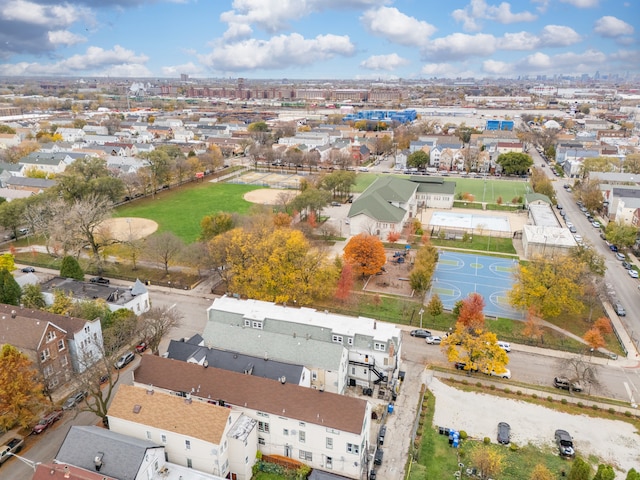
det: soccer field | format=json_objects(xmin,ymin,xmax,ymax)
[
  {"xmin": 354, "ymin": 173, "xmax": 530, "ymax": 203},
  {"xmin": 454, "ymin": 177, "xmax": 530, "ymax": 203}
]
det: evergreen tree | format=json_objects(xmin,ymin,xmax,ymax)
[
  {"xmin": 568, "ymin": 457, "xmax": 592, "ymax": 480},
  {"xmin": 593, "ymin": 464, "xmax": 615, "ymax": 480},
  {"xmin": 60, "ymin": 255, "xmax": 84, "ymax": 280},
  {"xmin": 0, "ymin": 268, "xmax": 21, "ymax": 305},
  {"xmin": 21, "ymin": 283, "xmax": 46, "ymax": 309}
]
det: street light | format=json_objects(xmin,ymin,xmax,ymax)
[
  {"xmin": 419, "ymin": 308, "xmax": 424, "ymax": 329},
  {"xmin": 5, "ymin": 452, "xmax": 39, "ymax": 471}
]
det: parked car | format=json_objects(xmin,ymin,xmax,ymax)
[
  {"xmin": 615, "ymin": 252, "xmax": 626, "ymax": 261},
  {"xmin": 409, "ymin": 329, "xmax": 431, "ymax": 338},
  {"xmin": 565, "ymin": 222, "xmax": 574, "ymax": 228},
  {"xmin": 369, "ymin": 469, "xmax": 377, "ymax": 480},
  {"xmin": 90, "ymin": 276, "xmax": 110, "ymax": 284},
  {"xmin": 629, "ymin": 270, "xmax": 639, "ymax": 279},
  {"xmin": 378, "ymin": 425, "xmax": 387, "ymax": 446},
  {"xmin": 614, "ymin": 303, "xmax": 626, "ymax": 317},
  {"xmin": 497, "ymin": 341, "xmax": 511, "ymax": 352},
  {"xmin": 555, "ymin": 429, "xmax": 575, "ymax": 457},
  {"xmin": 454, "ymin": 362, "xmax": 478, "ymax": 372},
  {"xmin": 135, "ymin": 341, "xmax": 148, "ymax": 353},
  {"xmin": 331, "ymin": 201, "xmax": 341, "ymax": 207},
  {"xmin": 114, "ymin": 352, "xmax": 135, "ymax": 369},
  {"xmin": 374, "ymin": 449, "xmax": 383, "ymax": 465},
  {"xmin": 591, "ymin": 221, "xmax": 600, "ymax": 228},
  {"xmin": 497, "ymin": 422, "xmax": 510, "ymax": 445},
  {"xmin": 425, "ymin": 336, "xmax": 442, "ymax": 345},
  {"xmin": 609, "ymin": 244, "xmax": 618, "ymax": 252},
  {"xmin": 622, "ymin": 261, "xmax": 632, "ymax": 270},
  {"xmin": 569, "ymin": 226, "xmax": 577, "ymax": 233},
  {"xmin": 21, "ymin": 266, "xmax": 35, "ymax": 273},
  {"xmin": 487, "ymin": 368, "xmax": 511, "ymax": 379},
  {"xmin": 32, "ymin": 410, "xmax": 63, "ymax": 434},
  {"xmin": 62, "ymin": 391, "xmax": 87, "ymax": 410},
  {"xmin": 553, "ymin": 377, "xmax": 583, "ymax": 392}
]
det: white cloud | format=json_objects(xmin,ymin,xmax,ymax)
[
  {"xmin": 452, "ymin": 0, "xmax": 537, "ymax": 32},
  {"xmin": 538, "ymin": 25, "xmax": 582, "ymax": 46},
  {"xmin": 517, "ymin": 49, "xmax": 608, "ymax": 73},
  {"xmin": 500, "ymin": 31, "xmax": 539, "ymax": 50},
  {"xmin": 199, "ymin": 33, "xmax": 355, "ymax": 72},
  {"xmin": 419, "ymin": 63, "xmax": 474, "ymax": 78},
  {"xmin": 0, "ymin": 45, "xmax": 150, "ymax": 76},
  {"xmin": 594, "ymin": 16, "xmax": 634, "ymax": 37},
  {"xmin": 424, "ymin": 33, "xmax": 497, "ymax": 61},
  {"xmin": 482, "ymin": 59, "xmax": 512, "ymax": 75},
  {"xmin": 559, "ymin": 0, "xmax": 599, "ymax": 7},
  {"xmin": 1, "ymin": 0, "xmax": 90, "ymax": 28},
  {"xmin": 361, "ymin": 7, "xmax": 437, "ymax": 47},
  {"xmin": 360, "ymin": 53, "xmax": 410, "ymax": 71},
  {"xmin": 222, "ymin": 22, "xmax": 253, "ymax": 41},
  {"xmin": 161, "ymin": 62, "xmax": 203, "ymax": 76},
  {"xmin": 48, "ymin": 30, "xmax": 86, "ymax": 47}
]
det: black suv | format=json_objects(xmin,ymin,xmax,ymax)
[
  {"xmin": 378, "ymin": 425, "xmax": 387, "ymax": 446},
  {"xmin": 90, "ymin": 276, "xmax": 110, "ymax": 284},
  {"xmin": 553, "ymin": 377, "xmax": 583, "ymax": 392},
  {"xmin": 374, "ymin": 449, "xmax": 383, "ymax": 465}
]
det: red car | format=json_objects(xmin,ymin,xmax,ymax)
[
  {"xmin": 135, "ymin": 341, "xmax": 148, "ymax": 353},
  {"xmin": 32, "ymin": 410, "xmax": 63, "ymax": 434}
]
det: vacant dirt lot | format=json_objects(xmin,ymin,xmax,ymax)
[{"xmin": 243, "ymin": 188, "xmax": 298, "ymax": 205}]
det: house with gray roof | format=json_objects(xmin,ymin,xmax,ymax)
[
  {"xmin": 165, "ymin": 334, "xmax": 309, "ymax": 387},
  {"xmin": 347, "ymin": 176, "xmax": 454, "ymax": 239},
  {"xmin": 40, "ymin": 277, "xmax": 150, "ymax": 316},
  {"xmin": 203, "ymin": 296, "xmax": 402, "ymax": 395},
  {"xmin": 132, "ymin": 355, "xmax": 371, "ymax": 480},
  {"xmin": 18, "ymin": 152, "xmax": 71, "ymax": 176}
]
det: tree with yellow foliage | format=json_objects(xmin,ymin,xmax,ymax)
[
  {"xmin": 0, "ymin": 344, "xmax": 45, "ymax": 430},
  {"xmin": 470, "ymin": 445, "xmax": 504, "ymax": 480},
  {"xmin": 530, "ymin": 464, "xmax": 554, "ymax": 480},
  {"xmin": 509, "ymin": 254, "xmax": 586, "ymax": 319},
  {"xmin": 441, "ymin": 323, "xmax": 509, "ymax": 375}
]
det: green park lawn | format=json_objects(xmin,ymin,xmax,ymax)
[
  {"xmin": 114, "ymin": 183, "xmax": 263, "ymax": 243},
  {"xmin": 353, "ymin": 173, "xmax": 530, "ymax": 204}
]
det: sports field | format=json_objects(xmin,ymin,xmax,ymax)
[
  {"xmin": 354, "ymin": 173, "xmax": 529, "ymax": 203},
  {"xmin": 115, "ymin": 183, "xmax": 262, "ymax": 243}
]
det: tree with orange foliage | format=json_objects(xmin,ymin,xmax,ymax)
[
  {"xmin": 583, "ymin": 328, "xmax": 605, "ymax": 350},
  {"xmin": 457, "ymin": 292, "xmax": 486, "ymax": 331},
  {"xmin": 387, "ymin": 230, "xmax": 401, "ymax": 243},
  {"xmin": 522, "ymin": 306, "xmax": 543, "ymax": 342},
  {"xmin": 334, "ymin": 263, "xmax": 354, "ymax": 302},
  {"xmin": 343, "ymin": 233, "xmax": 386, "ymax": 277},
  {"xmin": 593, "ymin": 317, "xmax": 613, "ymax": 335},
  {"xmin": 272, "ymin": 212, "xmax": 292, "ymax": 228}
]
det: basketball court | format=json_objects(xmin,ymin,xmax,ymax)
[{"xmin": 427, "ymin": 251, "xmax": 525, "ymax": 320}]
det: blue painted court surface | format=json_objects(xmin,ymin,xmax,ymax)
[{"xmin": 427, "ymin": 251, "xmax": 525, "ymax": 320}]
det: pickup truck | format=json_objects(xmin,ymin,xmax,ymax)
[{"xmin": 0, "ymin": 431, "xmax": 25, "ymax": 465}]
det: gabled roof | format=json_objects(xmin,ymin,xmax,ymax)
[
  {"xmin": 33, "ymin": 463, "xmax": 118, "ymax": 480},
  {"xmin": 0, "ymin": 307, "xmax": 66, "ymax": 351},
  {"xmin": 348, "ymin": 176, "xmax": 417, "ymax": 223},
  {"xmin": 133, "ymin": 355, "xmax": 368, "ymax": 435},
  {"xmin": 108, "ymin": 384, "xmax": 231, "ymax": 445},
  {"xmin": 165, "ymin": 339, "xmax": 305, "ymax": 383},
  {"xmin": 56, "ymin": 426, "xmax": 159, "ymax": 480}
]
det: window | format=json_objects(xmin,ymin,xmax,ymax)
[
  {"xmin": 58, "ymin": 339, "xmax": 65, "ymax": 351},
  {"xmin": 326, "ymin": 437, "xmax": 333, "ymax": 449},
  {"xmin": 186, "ymin": 458, "xmax": 192, "ymax": 469},
  {"xmin": 43, "ymin": 365, "xmax": 53, "ymax": 378},
  {"xmin": 146, "ymin": 431, "xmax": 151, "ymax": 440},
  {"xmin": 374, "ymin": 342, "xmax": 386, "ymax": 352},
  {"xmin": 244, "ymin": 319, "xmax": 251, "ymax": 327},
  {"xmin": 347, "ymin": 337, "xmax": 353, "ymax": 346},
  {"xmin": 299, "ymin": 422, "xmax": 306, "ymax": 427},
  {"xmin": 299, "ymin": 431, "xmax": 305, "ymax": 443},
  {"xmin": 60, "ymin": 356, "xmax": 68, "ymax": 367},
  {"xmin": 258, "ymin": 421, "xmax": 270, "ymax": 433},
  {"xmin": 283, "ymin": 429, "xmax": 289, "ymax": 436},
  {"xmin": 40, "ymin": 348, "xmax": 50, "ymax": 362},
  {"xmin": 326, "ymin": 456, "xmax": 333, "ymax": 469},
  {"xmin": 185, "ymin": 440, "xmax": 191, "ymax": 450},
  {"xmin": 311, "ymin": 371, "xmax": 317, "ymax": 381},
  {"xmin": 84, "ymin": 326, "xmax": 90, "ymax": 334},
  {"xmin": 332, "ymin": 335, "xmax": 343, "ymax": 344},
  {"xmin": 299, "ymin": 450, "xmax": 312, "ymax": 461},
  {"xmin": 46, "ymin": 330, "xmax": 56, "ymax": 342},
  {"xmin": 258, "ymin": 437, "xmax": 265, "ymax": 445},
  {"xmin": 161, "ymin": 435, "xmax": 167, "ymax": 443},
  {"xmin": 252, "ymin": 321, "xmax": 263, "ymax": 329},
  {"xmin": 346, "ymin": 443, "xmax": 359, "ymax": 454}
]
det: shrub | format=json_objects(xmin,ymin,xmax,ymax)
[
  {"xmin": 516, "ymin": 390, "xmax": 522, "ymax": 396},
  {"xmin": 462, "ymin": 380, "xmax": 468, "ymax": 385},
  {"xmin": 577, "ymin": 402, "xmax": 584, "ymax": 408},
  {"xmin": 547, "ymin": 396, "xmax": 553, "ymax": 402},
  {"xmin": 483, "ymin": 437, "xmax": 490, "ymax": 444},
  {"xmin": 459, "ymin": 431, "xmax": 468, "ymax": 440},
  {"xmin": 509, "ymin": 443, "xmax": 519, "ymax": 452},
  {"xmin": 592, "ymin": 404, "xmax": 599, "ymax": 410},
  {"xmin": 504, "ymin": 388, "xmax": 511, "ymax": 394},
  {"xmin": 625, "ymin": 411, "xmax": 632, "ymax": 417},
  {"xmin": 532, "ymin": 393, "xmax": 538, "ymax": 399},
  {"xmin": 561, "ymin": 398, "xmax": 567, "ymax": 405},
  {"xmin": 490, "ymin": 384, "xmax": 496, "ymax": 390},
  {"xmin": 608, "ymin": 408, "xmax": 616, "ymax": 415}
]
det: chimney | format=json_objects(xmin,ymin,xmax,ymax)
[
  {"xmin": 64, "ymin": 465, "xmax": 71, "ymax": 478},
  {"xmin": 94, "ymin": 452, "xmax": 104, "ymax": 472},
  {"xmin": 11, "ymin": 310, "xmax": 16, "ymax": 318}
]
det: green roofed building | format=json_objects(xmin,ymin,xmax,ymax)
[{"xmin": 347, "ymin": 176, "xmax": 455, "ymax": 238}]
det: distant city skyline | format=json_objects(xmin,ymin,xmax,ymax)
[{"xmin": 0, "ymin": 0, "xmax": 638, "ymax": 80}]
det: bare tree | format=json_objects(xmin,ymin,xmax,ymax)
[
  {"xmin": 556, "ymin": 356, "xmax": 601, "ymax": 394},
  {"xmin": 143, "ymin": 231, "xmax": 185, "ymax": 274},
  {"xmin": 139, "ymin": 306, "xmax": 183, "ymax": 355}
]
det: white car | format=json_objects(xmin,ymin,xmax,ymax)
[
  {"xmin": 425, "ymin": 336, "xmax": 442, "ymax": 345},
  {"xmin": 497, "ymin": 341, "xmax": 511, "ymax": 352},
  {"xmin": 489, "ymin": 368, "xmax": 511, "ymax": 379},
  {"xmin": 629, "ymin": 270, "xmax": 639, "ymax": 279}
]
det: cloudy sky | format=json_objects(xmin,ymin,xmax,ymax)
[{"xmin": 0, "ymin": 0, "xmax": 637, "ymax": 79}]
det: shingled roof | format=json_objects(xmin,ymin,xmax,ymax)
[{"xmin": 133, "ymin": 355, "xmax": 367, "ymax": 435}]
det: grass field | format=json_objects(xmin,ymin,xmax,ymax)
[
  {"xmin": 353, "ymin": 173, "xmax": 530, "ymax": 204},
  {"xmin": 114, "ymin": 182, "xmax": 262, "ymax": 243}
]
